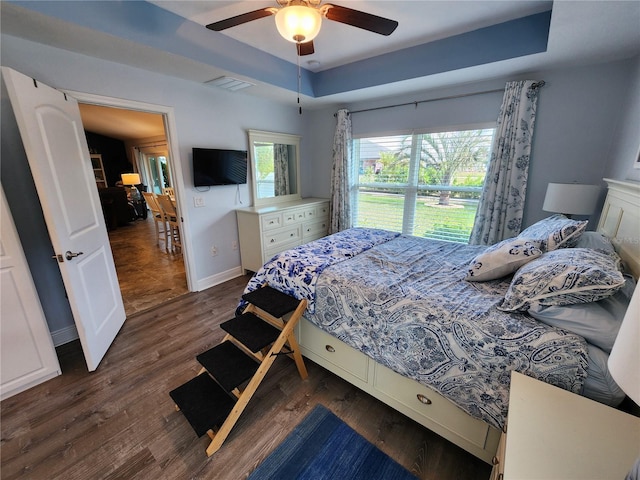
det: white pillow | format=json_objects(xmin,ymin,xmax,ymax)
[
  {"xmin": 465, "ymin": 238, "xmax": 542, "ymax": 281},
  {"xmin": 518, "ymin": 214, "xmax": 588, "ymax": 251},
  {"xmin": 498, "ymin": 248, "xmax": 625, "ymax": 312},
  {"xmin": 528, "ymin": 275, "xmax": 636, "ymax": 352}
]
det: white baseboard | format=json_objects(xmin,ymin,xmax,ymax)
[
  {"xmin": 196, "ymin": 266, "xmax": 244, "ymax": 292},
  {"xmin": 51, "ymin": 324, "xmax": 79, "ymax": 347}
]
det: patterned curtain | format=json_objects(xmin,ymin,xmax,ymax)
[
  {"xmin": 329, "ymin": 109, "xmax": 353, "ymax": 233},
  {"xmin": 469, "ymin": 80, "xmax": 545, "ymax": 245},
  {"xmin": 273, "ymin": 143, "xmax": 290, "ymax": 196}
]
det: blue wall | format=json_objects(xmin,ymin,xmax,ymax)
[{"xmin": 303, "ymin": 55, "xmax": 640, "ymax": 229}]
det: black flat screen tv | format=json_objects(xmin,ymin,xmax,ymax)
[{"xmin": 192, "ymin": 148, "xmax": 248, "ymax": 187}]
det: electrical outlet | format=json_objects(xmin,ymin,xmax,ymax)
[
  {"xmin": 232, "ymin": 240, "xmax": 238, "ymax": 250},
  {"xmin": 194, "ymin": 196, "xmax": 205, "ymax": 208},
  {"xmin": 210, "ymin": 245, "xmax": 218, "ymax": 256}
]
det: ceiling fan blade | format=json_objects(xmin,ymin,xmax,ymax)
[
  {"xmin": 297, "ymin": 41, "xmax": 315, "ymax": 56},
  {"xmin": 206, "ymin": 8, "xmax": 276, "ymax": 31},
  {"xmin": 322, "ymin": 4, "xmax": 398, "ymax": 36}
]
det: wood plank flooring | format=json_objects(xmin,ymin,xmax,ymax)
[
  {"xmin": 108, "ymin": 215, "xmax": 188, "ymax": 316},
  {"xmin": 1, "ymin": 276, "xmax": 490, "ymax": 480}
]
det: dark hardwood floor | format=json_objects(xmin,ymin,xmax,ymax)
[
  {"xmin": 108, "ymin": 215, "xmax": 188, "ymax": 316},
  {"xmin": 0, "ymin": 275, "xmax": 491, "ymax": 480}
]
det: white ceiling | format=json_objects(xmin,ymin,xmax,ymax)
[{"xmin": 4, "ymin": 1, "xmax": 639, "ymax": 140}]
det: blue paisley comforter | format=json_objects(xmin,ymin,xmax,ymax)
[{"xmin": 242, "ymin": 228, "xmax": 589, "ymax": 429}]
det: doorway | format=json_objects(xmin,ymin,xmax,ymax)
[{"xmin": 77, "ymin": 101, "xmax": 190, "ymax": 316}]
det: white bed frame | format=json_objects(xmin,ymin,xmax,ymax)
[{"xmin": 296, "ymin": 178, "xmax": 640, "ymax": 464}]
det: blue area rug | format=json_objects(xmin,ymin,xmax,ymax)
[{"xmin": 248, "ymin": 404, "xmax": 418, "ymax": 480}]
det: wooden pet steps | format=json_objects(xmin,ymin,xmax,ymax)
[{"xmin": 169, "ymin": 285, "xmax": 308, "ymax": 457}]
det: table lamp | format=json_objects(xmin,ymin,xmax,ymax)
[
  {"xmin": 121, "ymin": 173, "xmax": 141, "ymax": 201},
  {"xmin": 542, "ymin": 183, "xmax": 601, "ymax": 218}
]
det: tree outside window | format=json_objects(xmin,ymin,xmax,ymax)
[{"xmin": 353, "ymin": 127, "xmax": 495, "ymax": 243}]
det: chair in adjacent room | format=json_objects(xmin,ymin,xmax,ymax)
[
  {"xmin": 162, "ymin": 187, "xmax": 175, "ymax": 201},
  {"xmin": 142, "ymin": 192, "xmax": 168, "ymax": 250},
  {"xmin": 156, "ymin": 194, "xmax": 182, "ymax": 253}
]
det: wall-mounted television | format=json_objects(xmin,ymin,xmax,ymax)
[{"xmin": 192, "ymin": 148, "xmax": 248, "ymax": 187}]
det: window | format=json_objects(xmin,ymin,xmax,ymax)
[{"xmin": 352, "ymin": 127, "xmax": 495, "ymax": 243}]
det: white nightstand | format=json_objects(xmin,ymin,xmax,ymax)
[{"xmin": 491, "ymin": 371, "xmax": 640, "ymax": 480}]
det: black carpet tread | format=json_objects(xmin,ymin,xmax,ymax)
[
  {"xmin": 169, "ymin": 374, "xmax": 236, "ymax": 437},
  {"xmin": 242, "ymin": 286, "xmax": 301, "ymax": 318},
  {"xmin": 220, "ymin": 312, "xmax": 281, "ymax": 353},
  {"xmin": 197, "ymin": 341, "xmax": 260, "ymax": 392}
]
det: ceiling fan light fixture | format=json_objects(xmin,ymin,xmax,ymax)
[{"xmin": 275, "ymin": 5, "xmax": 322, "ymax": 43}]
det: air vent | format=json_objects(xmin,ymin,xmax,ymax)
[{"xmin": 205, "ymin": 76, "xmax": 254, "ymax": 91}]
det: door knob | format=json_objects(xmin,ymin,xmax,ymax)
[{"xmin": 65, "ymin": 251, "xmax": 84, "ymax": 261}]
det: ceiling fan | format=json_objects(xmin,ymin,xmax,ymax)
[{"xmin": 206, "ymin": 0, "xmax": 399, "ymax": 56}]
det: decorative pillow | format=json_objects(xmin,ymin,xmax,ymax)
[
  {"xmin": 465, "ymin": 238, "xmax": 542, "ymax": 281},
  {"xmin": 528, "ymin": 275, "xmax": 636, "ymax": 352},
  {"xmin": 518, "ymin": 214, "xmax": 588, "ymax": 251},
  {"xmin": 498, "ymin": 248, "xmax": 625, "ymax": 312}
]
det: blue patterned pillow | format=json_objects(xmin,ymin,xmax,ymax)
[
  {"xmin": 498, "ymin": 248, "xmax": 625, "ymax": 312},
  {"xmin": 465, "ymin": 237, "xmax": 543, "ymax": 281},
  {"xmin": 518, "ymin": 214, "xmax": 588, "ymax": 251}
]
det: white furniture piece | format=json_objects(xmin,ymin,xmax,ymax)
[
  {"xmin": 236, "ymin": 198, "xmax": 329, "ymax": 273},
  {"xmin": 490, "ymin": 371, "xmax": 640, "ymax": 480},
  {"xmin": 1, "ymin": 186, "xmax": 61, "ymax": 400},
  {"xmin": 91, "ymin": 153, "xmax": 107, "ymax": 188}
]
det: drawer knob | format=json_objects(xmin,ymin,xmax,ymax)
[
  {"xmin": 270, "ymin": 239, "xmax": 275, "ymax": 243},
  {"xmin": 325, "ymin": 345, "xmax": 335, "ymax": 353},
  {"xmin": 290, "ymin": 233, "xmax": 294, "ymax": 237},
  {"xmin": 416, "ymin": 393, "xmax": 432, "ymax": 405}
]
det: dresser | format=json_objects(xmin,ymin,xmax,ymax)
[
  {"xmin": 236, "ymin": 198, "xmax": 330, "ymax": 273},
  {"xmin": 490, "ymin": 371, "xmax": 640, "ymax": 480}
]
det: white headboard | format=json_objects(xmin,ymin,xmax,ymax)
[{"xmin": 598, "ymin": 178, "xmax": 640, "ymax": 278}]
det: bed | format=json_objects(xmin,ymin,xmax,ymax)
[{"xmin": 241, "ymin": 178, "xmax": 640, "ymax": 463}]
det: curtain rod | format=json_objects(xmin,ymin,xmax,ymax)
[{"xmin": 336, "ymin": 81, "xmax": 545, "ymax": 117}]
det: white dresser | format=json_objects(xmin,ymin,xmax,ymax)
[{"xmin": 236, "ymin": 198, "xmax": 330, "ymax": 273}]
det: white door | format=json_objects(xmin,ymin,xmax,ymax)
[
  {"xmin": 2, "ymin": 67, "xmax": 126, "ymax": 371},
  {"xmin": 1, "ymin": 186, "xmax": 61, "ymax": 399}
]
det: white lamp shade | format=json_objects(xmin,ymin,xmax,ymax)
[
  {"xmin": 542, "ymin": 183, "xmax": 600, "ymax": 216},
  {"xmin": 121, "ymin": 173, "xmax": 141, "ymax": 186},
  {"xmin": 275, "ymin": 5, "xmax": 322, "ymax": 43},
  {"xmin": 608, "ymin": 284, "xmax": 640, "ymax": 405}
]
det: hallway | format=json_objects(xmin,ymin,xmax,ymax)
[{"xmin": 108, "ymin": 215, "xmax": 188, "ymax": 316}]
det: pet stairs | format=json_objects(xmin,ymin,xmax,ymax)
[{"xmin": 169, "ymin": 284, "xmax": 308, "ymax": 457}]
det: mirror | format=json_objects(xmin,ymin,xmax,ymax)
[{"xmin": 248, "ymin": 130, "xmax": 301, "ymax": 206}]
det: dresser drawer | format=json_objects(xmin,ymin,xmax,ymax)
[
  {"xmin": 264, "ymin": 239, "xmax": 299, "ymax": 261},
  {"xmin": 263, "ymin": 226, "xmax": 301, "ymax": 250},
  {"xmin": 303, "ymin": 219, "xmax": 328, "ymax": 240},
  {"xmin": 282, "ymin": 209, "xmax": 299, "ymax": 225},
  {"xmin": 282, "ymin": 207, "xmax": 309, "ymax": 225},
  {"xmin": 373, "ymin": 363, "xmax": 491, "ymax": 448},
  {"xmin": 316, "ymin": 203, "xmax": 329, "ymax": 219},
  {"xmin": 261, "ymin": 212, "xmax": 283, "ymax": 231},
  {"xmin": 299, "ymin": 320, "xmax": 368, "ymax": 382}
]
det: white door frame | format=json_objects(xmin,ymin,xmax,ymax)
[{"xmin": 66, "ymin": 90, "xmax": 195, "ymax": 292}]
